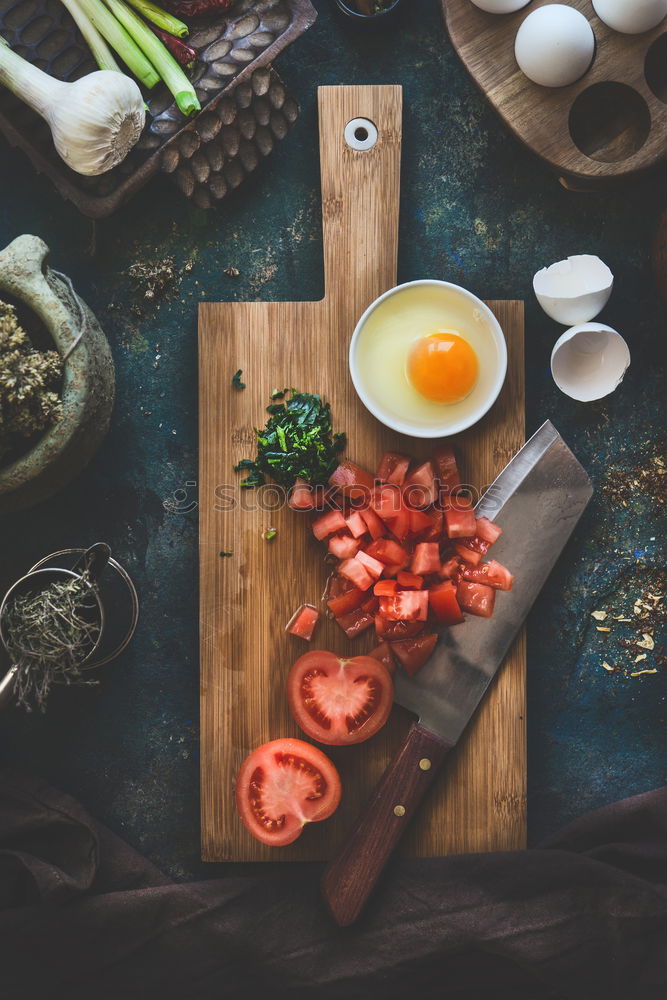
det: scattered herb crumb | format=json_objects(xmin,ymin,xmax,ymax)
[
  {"xmin": 264, "ymin": 528, "xmax": 277, "ymax": 541},
  {"xmin": 271, "ymin": 388, "xmax": 288, "ymax": 400},
  {"xmin": 219, "ymin": 550, "xmax": 233, "ymax": 557},
  {"xmin": 232, "ymin": 370, "xmax": 246, "ymax": 390}
]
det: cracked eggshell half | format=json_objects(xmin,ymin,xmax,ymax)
[
  {"xmin": 551, "ymin": 323, "xmax": 630, "ymax": 401},
  {"xmin": 533, "ymin": 255, "xmax": 613, "ymax": 325}
]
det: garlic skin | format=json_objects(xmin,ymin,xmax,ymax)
[{"xmin": 45, "ymin": 72, "xmax": 145, "ymax": 176}]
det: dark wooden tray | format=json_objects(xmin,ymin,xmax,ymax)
[
  {"xmin": 441, "ymin": 0, "xmax": 667, "ymax": 184},
  {"xmin": 0, "ymin": 0, "xmax": 316, "ymax": 215}
]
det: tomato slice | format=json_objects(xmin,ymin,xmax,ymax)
[
  {"xmin": 285, "ymin": 604, "xmax": 320, "ymax": 641},
  {"xmin": 462, "ymin": 559, "xmax": 514, "ymax": 591},
  {"xmin": 432, "ymin": 444, "xmax": 461, "ymax": 497},
  {"xmin": 370, "ymin": 483, "xmax": 403, "ymax": 522},
  {"xmin": 375, "ymin": 616, "xmax": 425, "ymax": 641},
  {"xmin": 475, "ymin": 517, "xmax": 502, "ymax": 545},
  {"xmin": 356, "ymin": 549, "xmax": 385, "ymax": 580},
  {"xmin": 335, "ymin": 607, "xmax": 375, "ymax": 637},
  {"xmin": 365, "ymin": 537, "xmax": 409, "ymax": 567},
  {"xmin": 338, "ymin": 557, "xmax": 374, "ymax": 591},
  {"xmin": 312, "ymin": 510, "xmax": 347, "ymax": 541},
  {"xmin": 376, "ymin": 451, "xmax": 411, "ymax": 486},
  {"xmin": 236, "ymin": 738, "xmax": 341, "ymax": 847},
  {"xmin": 368, "ymin": 641, "xmax": 397, "ymax": 676},
  {"xmin": 429, "ymin": 581, "xmax": 464, "ymax": 625},
  {"xmin": 360, "ymin": 506, "xmax": 385, "ymax": 540},
  {"xmin": 397, "ymin": 570, "xmax": 424, "ymax": 590},
  {"xmin": 379, "ymin": 590, "xmax": 429, "ymax": 621},
  {"xmin": 444, "ymin": 503, "xmax": 477, "ymax": 539},
  {"xmin": 411, "ymin": 541, "xmax": 440, "ymax": 575},
  {"xmin": 287, "ymin": 651, "xmax": 393, "ymax": 746},
  {"xmin": 345, "ymin": 511, "xmax": 368, "ymax": 539},
  {"xmin": 456, "ymin": 580, "xmax": 496, "ymax": 617},
  {"xmin": 403, "ymin": 461, "xmax": 438, "ymax": 508},
  {"xmin": 328, "ymin": 461, "xmax": 374, "ymax": 502},
  {"xmin": 390, "ymin": 633, "xmax": 438, "ymax": 676},
  {"xmin": 454, "ymin": 535, "xmax": 490, "ymax": 565},
  {"xmin": 439, "ymin": 555, "xmax": 463, "ymax": 580},
  {"xmin": 327, "ymin": 585, "xmax": 366, "ymax": 617},
  {"xmin": 328, "ymin": 533, "xmax": 361, "ymax": 560},
  {"xmin": 374, "ymin": 579, "xmax": 399, "ymax": 596},
  {"xmin": 288, "ymin": 477, "xmax": 315, "ymax": 511}
]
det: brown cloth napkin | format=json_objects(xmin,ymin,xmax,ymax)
[{"xmin": 0, "ymin": 768, "xmax": 665, "ymax": 1000}]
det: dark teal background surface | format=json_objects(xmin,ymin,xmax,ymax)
[{"xmin": 0, "ymin": 0, "xmax": 665, "ymax": 878}]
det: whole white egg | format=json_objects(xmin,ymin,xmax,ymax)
[
  {"xmin": 470, "ymin": 0, "xmax": 531, "ymax": 12},
  {"xmin": 515, "ymin": 5, "xmax": 596, "ymax": 88},
  {"xmin": 592, "ymin": 0, "xmax": 667, "ymax": 34}
]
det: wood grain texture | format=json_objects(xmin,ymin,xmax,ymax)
[
  {"xmin": 442, "ymin": 0, "xmax": 667, "ymax": 182},
  {"xmin": 199, "ymin": 85, "xmax": 526, "ymax": 862}
]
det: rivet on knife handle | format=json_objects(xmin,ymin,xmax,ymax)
[{"xmin": 321, "ymin": 722, "xmax": 452, "ymax": 927}]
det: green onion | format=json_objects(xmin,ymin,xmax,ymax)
[
  {"xmin": 124, "ymin": 0, "xmax": 189, "ymax": 38},
  {"xmin": 73, "ymin": 0, "xmax": 159, "ymax": 88},
  {"xmin": 60, "ymin": 0, "xmax": 122, "ymax": 72},
  {"xmin": 105, "ymin": 0, "xmax": 200, "ymax": 116}
]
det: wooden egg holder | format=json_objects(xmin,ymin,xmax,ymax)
[{"xmin": 442, "ymin": 0, "xmax": 667, "ymax": 184}]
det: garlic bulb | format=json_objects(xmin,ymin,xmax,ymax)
[{"xmin": 0, "ymin": 41, "xmax": 145, "ymax": 176}]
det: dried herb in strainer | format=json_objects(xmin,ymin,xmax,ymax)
[{"xmin": 2, "ymin": 575, "xmax": 102, "ymax": 713}]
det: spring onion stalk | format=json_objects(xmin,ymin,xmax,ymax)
[
  {"xmin": 74, "ymin": 0, "xmax": 160, "ymax": 88},
  {"xmin": 124, "ymin": 0, "xmax": 189, "ymax": 39},
  {"xmin": 0, "ymin": 40, "xmax": 145, "ymax": 175},
  {"xmin": 104, "ymin": 0, "xmax": 200, "ymax": 116},
  {"xmin": 60, "ymin": 0, "xmax": 122, "ymax": 72}
]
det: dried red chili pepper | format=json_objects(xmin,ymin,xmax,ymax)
[
  {"xmin": 149, "ymin": 25, "xmax": 198, "ymax": 67},
  {"xmin": 164, "ymin": 0, "xmax": 233, "ymax": 19}
]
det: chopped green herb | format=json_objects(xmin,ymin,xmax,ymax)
[
  {"xmin": 232, "ymin": 370, "xmax": 245, "ymax": 390},
  {"xmin": 264, "ymin": 528, "xmax": 277, "ymax": 541},
  {"xmin": 233, "ymin": 458, "xmax": 256, "ymax": 472},
  {"xmin": 236, "ymin": 390, "xmax": 346, "ymax": 489},
  {"xmin": 270, "ymin": 388, "xmax": 288, "ymax": 400},
  {"xmin": 219, "ymin": 550, "xmax": 233, "ymax": 557}
]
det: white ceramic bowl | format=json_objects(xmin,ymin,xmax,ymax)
[{"xmin": 349, "ymin": 280, "xmax": 508, "ymax": 438}]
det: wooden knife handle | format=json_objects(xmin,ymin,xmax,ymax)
[{"xmin": 321, "ymin": 722, "xmax": 453, "ymax": 926}]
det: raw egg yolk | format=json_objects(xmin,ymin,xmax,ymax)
[{"xmin": 407, "ymin": 332, "xmax": 479, "ymax": 404}]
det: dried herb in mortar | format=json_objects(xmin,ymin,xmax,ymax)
[
  {"xmin": 2, "ymin": 575, "xmax": 101, "ymax": 713},
  {"xmin": 0, "ymin": 300, "xmax": 63, "ymax": 461}
]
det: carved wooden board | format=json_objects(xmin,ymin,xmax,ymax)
[
  {"xmin": 199, "ymin": 85, "xmax": 526, "ymax": 862},
  {"xmin": 442, "ymin": 0, "xmax": 667, "ymax": 183}
]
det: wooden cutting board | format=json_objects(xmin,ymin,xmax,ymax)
[{"xmin": 199, "ymin": 85, "xmax": 526, "ymax": 862}]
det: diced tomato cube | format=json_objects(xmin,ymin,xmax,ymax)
[
  {"xmin": 360, "ymin": 506, "xmax": 385, "ymax": 540},
  {"xmin": 312, "ymin": 510, "xmax": 347, "ymax": 540},
  {"xmin": 390, "ymin": 633, "xmax": 438, "ymax": 676},
  {"xmin": 368, "ymin": 641, "xmax": 397, "ymax": 676},
  {"xmin": 456, "ymin": 580, "xmax": 496, "ymax": 618},
  {"xmin": 376, "ymin": 451, "xmax": 411, "ymax": 487},
  {"xmin": 327, "ymin": 586, "xmax": 366, "ymax": 617},
  {"xmin": 421, "ymin": 507, "xmax": 444, "ymax": 541},
  {"xmin": 336, "ymin": 607, "xmax": 375, "ymax": 638},
  {"xmin": 407, "ymin": 508, "xmax": 433, "ymax": 535},
  {"xmin": 411, "ymin": 542, "xmax": 440, "ymax": 576},
  {"xmin": 397, "ymin": 571, "xmax": 424, "ymax": 590},
  {"xmin": 365, "ymin": 538, "xmax": 409, "ymax": 567},
  {"xmin": 403, "ymin": 461, "xmax": 438, "ymax": 508},
  {"xmin": 328, "ymin": 461, "xmax": 374, "ymax": 502},
  {"xmin": 379, "ymin": 590, "xmax": 429, "ymax": 622},
  {"xmin": 345, "ymin": 511, "xmax": 367, "ymax": 539},
  {"xmin": 432, "ymin": 444, "xmax": 461, "ymax": 498},
  {"xmin": 375, "ymin": 616, "xmax": 425, "ymax": 642},
  {"xmin": 454, "ymin": 543, "xmax": 483, "ymax": 566},
  {"xmin": 374, "ymin": 580, "xmax": 399, "ymax": 596},
  {"xmin": 444, "ymin": 502, "xmax": 477, "ymax": 538},
  {"xmin": 381, "ymin": 563, "xmax": 404, "ymax": 578},
  {"xmin": 388, "ymin": 505, "xmax": 411, "ymax": 541},
  {"xmin": 286, "ymin": 604, "xmax": 320, "ymax": 641},
  {"xmin": 338, "ymin": 558, "xmax": 374, "ymax": 591},
  {"xmin": 439, "ymin": 556, "xmax": 463, "ymax": 579},
  {"xmin": 288, "ymin": 477, "xmax": 314, "ymax": 511},
  {"xmin": 370, "ymin": 484, "xmax": 403, "ymax": 522},
  {"xmin": 475, "ymin": 517, "xmax": 502, "ymax": 545},
  {"xmin": 356, "ymin": 550, "xmax": 385, "ymax": 580},
  {"xmin": 328, "ymin": 533, "xmax": 361, "ymax": 559},
  {"xmin": 429, "ymin": 581, "xmax": 464, "ymax": 625},
  {"xmin": 462, "ymin": 559, "xmax": 514, "ymax": 591},
  {"xmin": 362, "ymin": 594, "xmax": 380, "ymax": 615}
]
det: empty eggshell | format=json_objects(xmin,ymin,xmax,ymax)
[
  {"xmin": 551, "ymin": 323, "xmax": 630, "ymax": 401},
  {"xmin": 533, "ymin": 255, "xmax": 613, "ymax": 325},
  {"xmin": 592, "ymin": 0, "xmax": 667, "ymax": 35},
  {"xmin": 470, "ymin": 0, "xmax": 531, "ymax": 12},
  {"xmin": 515, "ymin": 5, "xmax": 595, "ymax": 88}
]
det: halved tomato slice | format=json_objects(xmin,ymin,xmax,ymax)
[
  {"xmin": 236, "ymin": 738, "xmax": 341, "ymax": 846},
  {"xmin": 287, "ymin": 651, "xmax": 394, "ymax": 746}
]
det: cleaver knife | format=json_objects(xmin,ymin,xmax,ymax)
[{"xmin": 321, "ymin": 420, "xmax": 593, "ymax": 926}]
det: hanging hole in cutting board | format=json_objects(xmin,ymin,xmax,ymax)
[
  {"xmin": 568, "ymin": 82, "xmax": 651, "ymax": 163},
  {"xmin": 645, "ymin": 33, "xmax": 667, "ymax": 103},
  {"xmin": 344, "ymin": 117, "xmax": 378, "ymax": 151}
]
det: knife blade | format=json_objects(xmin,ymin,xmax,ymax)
[{"xmin": 321, "ymin": 421, "xmax": 592, "ymax": 926}]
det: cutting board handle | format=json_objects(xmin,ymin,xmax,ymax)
[
  {"xmin": 321, "ymin": 722, "xmax": 453, "ymax": 926},
  {"xmin": 317, "ymin": 85, "xmax": 402, "ymax": 307}
]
